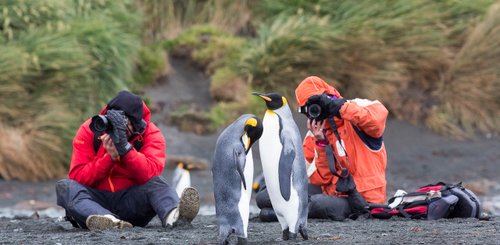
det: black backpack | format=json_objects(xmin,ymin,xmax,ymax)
[{"xmin": 370, "ymin": 182, "xmax": 481, "ymax": 220}]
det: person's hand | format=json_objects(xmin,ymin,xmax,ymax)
[
  {"xmin": 336, "ymin": 169, "xmax": 357, "ymax": 194},
  {"xmin": 307, "ymin": 119, "xmax": 326, "ymax": 141},
  {"xmin": 307, "ymin": 94, "xmax": 347, "ymax": 119},
  {"xmin": 101, "ymin": 134, "xmax": 119, "ymax": 161},
  {"xmin": 106, "ymin": 110, "xmax": 133, "ymax": 157}
]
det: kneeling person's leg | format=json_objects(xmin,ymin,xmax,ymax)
[
  {"xmin": 255, "ymin": 187, "xmax": 278, "ymax": 222},
  {"xmin": 308, "ymin": 194, "xmax": 350, "ymax": 221}
]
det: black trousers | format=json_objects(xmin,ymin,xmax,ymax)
[
  {"xmin": 256, "ymin": 184, "xmax": 357, "ymax": 221},
  {"xmin": 56, "ymin": 176, "xmax": 179, "ymax": 228}
]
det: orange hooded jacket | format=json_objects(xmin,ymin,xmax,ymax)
[
  {"xmin": 69, "ymin": 102, "xmax": 166, "ymax": 192},
  {"xmin": 295, "ymin": 76, "xmax": 388, "ymax": 204}
]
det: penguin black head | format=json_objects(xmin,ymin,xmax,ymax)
[
  {"xmin": 252, "ymin": 92, "xmax": 287, "ymax": 110},
  {"xmin": 243, "ymin": 116, "xmax": 263, "ymax": 153}
]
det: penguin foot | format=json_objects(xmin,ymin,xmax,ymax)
[
  {"xmin": 289, "ymin": 232, "xmax": 297, "ymax": 240},
  {"xmin": 282, "ymin": 228, "xmax": 290, "ymax": 240},
  {"xmin": 237, "ymin": 237, "xmax": 248, "ymax": 245},
  {"xmin": 299, "ymin": 225, "xmax": 309, "ymax": 240}
]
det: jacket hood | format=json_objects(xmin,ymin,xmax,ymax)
[
  {"xmin": 101, "ymin": 102, "xmax": 151, "ymax": 123},
  {"xmin": 295, "ymin": 76, "xmax": 342, "ymax": 106},
  {"xmin": 99, "ymin": 91, "xmax": 151, "ymax": 134}
]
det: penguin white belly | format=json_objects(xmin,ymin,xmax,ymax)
[
  {"xmin": 238, "ymin": 149, "xmax": 254, "ymax": 237},
  {"xmin": 259, "ymin": 112, "xmax": 299, "ymax": 231},
  {"xmin": 175, "ymin": 170, "xmax": 191, "ymax": 197}
]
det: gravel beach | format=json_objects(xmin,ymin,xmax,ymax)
[
  {"xmin": 1, "ymin": 215, "xmax": 498, "ymax": 244},
  {"xmin": 1, "ymin": 58, "xmax": 499, "ymax": 244}
]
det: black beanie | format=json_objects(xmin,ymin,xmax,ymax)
[{"xmin": 107, "ymin": 90, "xmax": 147, "ymax": 133}]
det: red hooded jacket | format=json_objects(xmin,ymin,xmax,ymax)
[
  {"xmin": 296, "ymin": 76, "xmax": 388, "ymax": 204},
  {"xmin": 69, "ymin": 102, "xmax": 166, "ymax": 192}
]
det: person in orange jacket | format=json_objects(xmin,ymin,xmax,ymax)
[
  {"xmin": 55, "ymin": 91, "xmax": 200, "ymax": 230},
  {"xmin": 296, "ymin": 76, "xmax": 388, "ymax": 220}
]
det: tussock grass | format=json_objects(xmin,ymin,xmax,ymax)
[
  {"xmin": 0, "ymin": 0, "xmax": 141, "ymax": 180},
  {"xmin": 239, "ymin": 0, "xmax": 497, "ymax": 137},
  {"xmin": 0, "ymin": 96, "xmax": 73, "ymax": 181},
  {"xmin": 165, "ymin": 25, "xmax": 245, "ymax": 74},
  {"xmin": 239, "ymin": 15, "xmax": 345, "ymax": 100},
  {"xmin": 138, "ymin": 0, "xmax": 253, "ymax": 42},
  {"xmin": 210, "ymin": 67, "xmax": 248, "ymax": 102},
  {"xmin": 428, "ymin": 3, "xmax": 500, "ymax": 138}
]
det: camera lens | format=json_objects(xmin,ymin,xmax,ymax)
[
  {"xmin": 90, "ymin": 115, "xmax": 109, "ymax": 134},
  {"xmin": 308, "ymin": 104, "xmax": 322, "ymax": 119}
]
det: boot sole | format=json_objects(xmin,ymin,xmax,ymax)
[
  {"xmin": 178, "ymin": 187, "xmax": 200, "ymax": 224},
  {"xmin": 86, "ymin": 215, "xmax": 132, "ymax": 230}
]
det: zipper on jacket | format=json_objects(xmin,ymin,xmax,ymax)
[{"xmin": 108, "ymin": 168, "xmax": 115, "ymax": 192}]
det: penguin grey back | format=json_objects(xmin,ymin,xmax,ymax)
[{"xmin": 212, "ymin": 114, "xmax": 263, "ymax": 243}]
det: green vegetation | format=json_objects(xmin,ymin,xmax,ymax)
[
  {"xmin": 156, "ymin": 0, "xmax": 498, "ymax": 137},
  {"xmin": 239, "ymin": 0, "xmax": 499, "ymax": 138},
  {"xmin": 133, "ymin": 45, "xmax": 170, "ymax": 92},
  {"xmin": 0, "ymin": 0, "xmax": 141, "ymax": 180},
  {"xmin": 164, "ymin": 25, "xmax": 245, "ymax": 74},
  {"xmin": 137, "ymin": 0, "xmax": 252, "ymax": 41},
  {"xmin": 0, "ymin": 0, "xmax": 498, "ymax": 180},
  {"xmin": 427, "ymin": 3, "xmax": 500, "ymax": 137}
]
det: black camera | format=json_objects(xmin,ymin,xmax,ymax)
[
  {"xmin": 89, "ymin": 114, "xmax": 112, "ymax": 134},
  {"xmin": 89, "ymin": 110, "xmax": 127, "ymax": 134},
  {"xmin": 298, "ymin": 103, "xmax": 327, "ymax": 121}
]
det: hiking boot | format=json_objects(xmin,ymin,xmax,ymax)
[
  {"xmin": 164, "ymin": 187, "xmax": 200, "ymax": 227},
  {"xmin": 86, "ymin": 214, "xmax": 133, "ymax": 230}
]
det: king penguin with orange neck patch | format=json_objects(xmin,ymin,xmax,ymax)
[
  {"xmin": 253, "ymin": 92, "xmax": 309, "ymax": 241},
  {"xmin": 212, "ymin": 114, "xmax": 263, "ymax": 245}
]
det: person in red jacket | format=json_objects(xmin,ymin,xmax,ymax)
[
  {"xmin": 296, "ymin": 76, "xmax": 388, "ymax": 220},
  {"xmin": 56, "ymin": 91, "xmax": 200, "ymax": 230}
]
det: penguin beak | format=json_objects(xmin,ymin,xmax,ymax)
[
  {"xmin": 252, "ymin": 92, "xmax": 272, "ymax": 102},
  {"xmin": 242, "ymin": 133, "xmax": 251, "ymax": 152}
]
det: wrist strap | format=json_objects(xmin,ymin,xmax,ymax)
[{"xmin": 315, "ymin": 139, "xmax": 329, "ymax": 147}]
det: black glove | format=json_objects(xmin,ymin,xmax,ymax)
[
  {"xmin": 336, "ymin": 169, "xmax": 368, "ymax": 216},
  {"xmin": 335, "ymin": 169, "xmax": 356, "ymax": 194},
  {"xmin": 307, "ymin": 93, "xmax": 346, "ymax": 119},
  {"xmin": 347, "ymin": 190, "xmax": 368, "ymax": 218},
  {"xmin": 106, "ymin": 110, "xmax": 133, "ymax": 157}
]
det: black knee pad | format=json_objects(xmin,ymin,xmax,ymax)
[{"xmin": 259, "ymin": 208, "xmax": 278, "ymax": 222}]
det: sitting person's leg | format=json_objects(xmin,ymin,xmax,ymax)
[
  {"xmin": 255, "ymin": 186, "xmax": 278, "ymax": 222},
  {"xmin": 113, "ymin": 176, "xmax": 200, "ymax": 227},
  {"xmin": 55, "ymin": 179, "xmax": 131, "ymax": 229},
  {"xmin": 308, "ymin": 184, "xmax": 322, "ymax": 197},
  {"xmin": 308, "ymin": 194, "xmax": 350, "ymax": 221}
]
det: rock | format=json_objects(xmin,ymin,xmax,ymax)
[
  {"xmin": 166, "ymin": 155, "xmax": 209, "ymax": 170},
  {"xmin": 463, "ymin": 179, "xmax": 497, "ymax": 196}
]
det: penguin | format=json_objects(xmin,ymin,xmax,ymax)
[
  {"xmin": 171, "ymin": 163, "xmax": 192, "ymax": 197},
  {"xmin": 253, "ymin": 92, "xmax": 309, "ymax": 241},
  {"xmin": 212, "ymin": 114, "xmax": 263, "ymax": 245}
]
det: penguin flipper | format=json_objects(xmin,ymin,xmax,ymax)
[
  {"xmin": 234, "ymin": 148, "xmax": 247, "ymax": 190},
  {"xmin": 278, "ymin": 139, "xmax": 295, "ymax": 201}
]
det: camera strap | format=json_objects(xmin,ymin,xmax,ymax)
[{"xmin": 327, "ymin": 117, "xmax": 350, "ymax": 178}]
